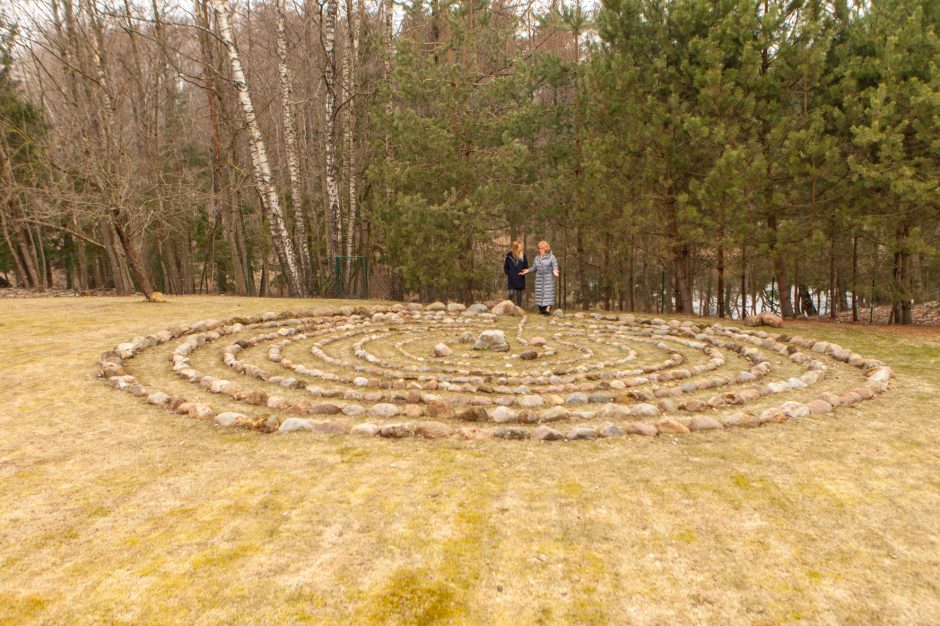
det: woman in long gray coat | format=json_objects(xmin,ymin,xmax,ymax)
[{"xmin": 520, "ymin": 240, "xmax": 560, "ymax": 314}]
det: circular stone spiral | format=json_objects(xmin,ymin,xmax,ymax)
[{"xmin": 99, "ymin": 302, "xmax": 894, "ymax": 442}]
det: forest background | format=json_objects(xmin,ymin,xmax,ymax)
[{"xmin": 1, "ymin": 0, "xmax": 938, "ymax": 323}]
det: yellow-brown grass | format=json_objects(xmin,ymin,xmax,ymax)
[{"xmin": 0, "ymin": 296, "xmax": 938, "ymax": 625}]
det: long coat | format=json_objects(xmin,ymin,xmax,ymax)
[
  {"xmin": 529, "ymin": 252, "xmax": 559, "ymax": 307},
  {"xmin": 504, "ymin": 253, "xmax": 528, "ymax": 290}
]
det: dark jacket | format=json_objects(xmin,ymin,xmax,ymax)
[{"xmin": 504, "ymin": 252, "xmax": 528, "ymax": 290}]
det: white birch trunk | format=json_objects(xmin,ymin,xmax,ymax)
[
  {"xmin": 211, "ymin": 0, "xmax": 304, "ymax": 296},
  {"xmin": 342, "ymin": 0, "xmax": 359, "ymax": 260},
  {"xmin": 275, "ymin": 0, "xmax": 313, "ymax": 288},
  {"xmin": 322, "ymin": 0, "xmax": 343, "ymax": 261}
]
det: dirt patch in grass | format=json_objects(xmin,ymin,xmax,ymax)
[{"xmin": 0, "ymin": 296, "xmax": 938, "ymax": 624}]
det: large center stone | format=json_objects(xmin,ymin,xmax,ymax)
[{"xmin": 473, "ymin": 330, "xmax": 510, "ymax": 352}]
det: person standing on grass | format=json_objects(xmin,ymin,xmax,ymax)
[
  {"xmin": 504, "ymin": 241, "xmax": 528, "ymax": 306},
  {"xmin": 520, "ymin": 240, "xmax": 559, "ymax": 314}
]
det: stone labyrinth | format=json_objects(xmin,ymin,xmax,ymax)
[{"xmin": 99, "ymin": 301, "xmax": 894, "ymax": 442}]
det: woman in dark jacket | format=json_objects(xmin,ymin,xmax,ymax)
[{"xmin": 504, "ymin": 241, "xmax": 528, "ymax": 306}]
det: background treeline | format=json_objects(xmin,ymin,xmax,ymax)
[{"xmin": 1, "ymin": 0, "xmax": 938, "ymax": 322}]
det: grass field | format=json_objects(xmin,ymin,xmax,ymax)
[{"xmin": 1, "ymin": 296, "xmax": 938, "ymax": 625}]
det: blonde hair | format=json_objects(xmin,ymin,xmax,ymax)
[
  {"xmin": 538, "ymin": 240, "xmax": 551, "ymax": 253},
  {"xmin": 511, "ymin": 240, "xmax": 523, "ymax": 259}
]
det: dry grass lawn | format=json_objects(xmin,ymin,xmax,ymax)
[{"xmin": 0, "ymin": 296, "xmax": 938, "ymax": 624}]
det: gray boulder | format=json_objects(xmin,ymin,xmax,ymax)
[{"xmin": 473, "ymin": 330, "xmax": 510, "ymax": 352}]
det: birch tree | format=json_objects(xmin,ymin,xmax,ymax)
[
  {"xmin": 322, "ymin": 0, "xmax": 342, "ymax": 260},
  {"xmin": 211, "ymin": 0, "xmax": 305, "ymax": 296},
  {"xmin": 275, "ymin": 0, "xmax": 313, "ymax": 287},
  {"xmin": 342, "ymin": 0, "xmax": 360, "ymax": 260}
]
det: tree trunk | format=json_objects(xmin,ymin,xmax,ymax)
[
  {"xmin": 84, "ymin": 0, "xmax": 155, "ymax": 298},
  {"xmin": 627, "ymin": 238, "xmax": 635, "ymax": 312},
  {"xmin": 852, "ymin": 232, "xmax": 859, "ymax": 322},
  {"xmin": 100, "ymin": 221, "xmax": 128, "ymax": 295},
  {"xmin": 211, "ymin": 0, "xmax": 304, "ymax": 296},
  {"xmin": 322, "ymin": 0, "xmax": 343, "ymax": 261},
  {"xmin": 574, "ymin": 227, "xmax": 590, "ymax": 310},
  {"xmin": 603, "ymin": 232, "xmax": 611, "ymax": 310},
  {"xmin": 799, "ymin": 285, "xmax": 817, "ymax": 316},
  {"xmin": 702, "ymin": 268, "xmax": 712, "ymax": 317},
  {"xmin": 717, "ymin": 237, "xmax": 725, "ymax": 318},
  {"xmin": 666, "ymin": 203, "xmax": 693, "ymax": 314},
  {"xmin": 767, "ymin": 214, "xmax": 793, "ymax": 318},
  {"xmin": 793, "ymin": 257, "xmax": 800, "ymax": 316},
  {"xmin": 276, "ymin": 0, "xmax": 313, "ymax": 288},
  {"xmin": 92, "ymin": 249, "xmax": 105, "ymax": 290},
  {"xmin": 892, "ymin": 223, "xmax": 913, "ymax": 325},
  {"xmin": 383, "ymin": 0, "xmax": 394, "ymax": 206},
  {"xmin": 28, "ymin": 222, "xmax": 48, "ymax": 290},
  {"xmin": 343, "ymin": 0, "xmax": 360, "ymax": 263},
  {"xmin": 570, "ymin": 18, "xmax": 590, "ymax": 311},
  {"xmin": 740, "ymin": 241, "xmax": 747, "ymax": 318},
  {"xmin": 165, "ymin": 238, "xmax": 183, "ymax": 295},
  {"xmin": 639, "ymin": 252, "xmax": 648, "ymax": 312},
  {"xmin": 236, "ymin": 186, "xmax": 256, "ymax": 295},
  {"xmin": 829, "ymin": 225, "xmax": 837, "ymax": 319},
  {"xmin": 71, "ymin": 213, "xmax": 89, "ymax": 291},
  {"xmin": 15, "ymin": 222, "xmax": 41, "ymax": 288},
  {"xmin": 111, "ymin": 212, "xmax": 154, "ymax": 297},
  {"xmin": 197, "ymin": 0, "xmax": 250, "ymax": 296},
  {"xmin": 0, "ymin": 206, "xmax": 30, "ymax": 288}
]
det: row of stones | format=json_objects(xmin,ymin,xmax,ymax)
[
  {"xmin": 272, "ymin": 415, "xmax": 721, "ymax": 440},
  {"xmin": 269, "ymin": 317, "xmax": 697, "ymax": 387},
  {"xmin": 182, "ymin": 318, "xmax": 625, "ymax": 414},
  {"xmin": 246, "ymin": 316, "xmax": 777, "ymax": 409},
  {"xmin": 103, "ymin": 304, "xmax": 896, "ymax": 438},
  {"xmin": 265, "ymin": 317, "xmax": 863, "ymax": 425},
  {"xmin": 393, "ymin": 329, "xmax": 595, "ymax": 367},
  {"xmin": 104, "ymin": 359, "xmax": 890, "ymax": 442},
  {"xmin": 360, "ymin": 325, "xmax": 577, "ymax": 371},
  {"xmin": 295, "ymin": 305, "xmax": 714, "ymax": 383},
  {"xmin": 321, "ymin": 315, "xmax": 607, "ymax": 377},
  {"xmin": 101, "ymin": 306, "xmax": 462, "ymax": 429},
  {"xmin": 229, "ymin": 320, "xmax": 701, "ymax": 404},
  {"xmin": 424, "ymin": 320, "xmax": 892, "ymax": 432},
  {"xmin": 237, "ymin": 317, "xmax": 674, "ymax": 389},
  {"xmin": 351, "ymin": 325, "xmax": 629, "ymax": 375},
  {"xmin": 173, "ymin": 309, "xmax": 816, "ymax": 422}
]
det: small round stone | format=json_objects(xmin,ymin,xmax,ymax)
[
  {"xmin": 379, "ymin": 423, "xmax": 414, "ymax": 438},
  {"xmin": 629, "ymin": 403, "xmax": 658, "ymax": 418},
  {"xmin": 415, "ymin": 421, "xmax": 455, "ymax": 439},
  {"xmin": 533, "ymin": 426, "xmax": 565, "ymax": 441},
  {"xmin": 490, "ymin": 406, "xmax": 517, "ymax": 423},
  {"xmin": 369, "ymin": 403, "xmax": 400, "ymax": 418},
  {"xmin": 351, "ymin": 422, "xmax": 380, "ymax": 436},
  {"xmin": 688, "ymin": 415, "xmax": 723, "ymax": 432},
  {"xmin": 656, "ymin": 419, "xmax": 690, "ymax": 434},
  {"xmin": 274, "ymin": 417, "xmax": 313, "ymax": 433},
  {"xmin": 567, "ymin": 426, "xmax": 599, "ymax": 441}
]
